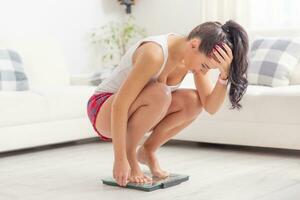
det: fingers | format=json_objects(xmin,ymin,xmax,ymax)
[
  {"xmin": 200, "ymin": 64, "xmax": 208, "ymax": 74},
  {"xmin": 203, "ymin": 63, "xmax": 210, "ymax": 69},
  {"xmin": 115, "ymin": 176, "xmax": 121, "ymax": 186},
  {"xmin": 222, "ymin": 43, "xmax": 233, "ymax": 59},
  {"xmin": 215, "ymin": 45, "xmax": 230, "ymax": 62},
  {"xmin": 213, "ymin": 47, "xmax": 225, "ymax": 64},
  {"xmin": 207, "ymin": 56, "xmax": 220, "ymax": 67},
  {"xmin": 122, "ymin": 175, "xmax": 128, "ymax": 186},
  {"xmin": 115, "ymin": 175, "xmax": 128, "ymax": 186},
  {"xmin": 201, "ymin": 63, "xmax": 209, "ymax": 70}
]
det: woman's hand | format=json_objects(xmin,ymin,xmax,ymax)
[
  {"xmin": 113, "ymin": 158, "xmax": 131, "ymax": 186},
  {"xmin": 207, "ymin": 43, "xmax": 233, "ymax": 79},
  {"xmin": 192, "ymin": 63, "xmax": 210, "ymax": 75}
]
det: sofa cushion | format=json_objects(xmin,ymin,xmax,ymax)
[
  {"xmin": 0, "ymin": 85, "xmax": 96, "ymax": 127},
  {"xmin": 0, "ymin": 49, "xmax": 29, "ymax": 91},
  {"xmin": 247, "ymin": 37, "xmax": 300, "ymax": 87},
  {"xmin": 29, "ymin": 85, "xmax": 96, "ymax": 121},
  {"xmin": 207, "ymin": 84, "xmax": 300, "ymax": 124},
  {"xmin": 0, "ymin": 91, "xmax": 48, "ymax": 127}
]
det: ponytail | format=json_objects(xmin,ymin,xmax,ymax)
[{"xmin": 222, "ymin": 20, "xmax": 249, "ymax": 110}]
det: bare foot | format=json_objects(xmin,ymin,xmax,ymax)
[
  {"xmin": 126, "ymin": 151, "xmax": 152, "ymax": 184},
  {"xmin": 128, "ymin": 167, "xmax": 152, "ymax": 184},
  {"xmin": 137, "ymin": 145, "xmax": 170, "ymax": 179}
]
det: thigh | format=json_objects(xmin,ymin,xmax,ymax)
[
  {"xmin": 149, "ymin": 88, "xmax": 203, "ymax": 131},
  {"xmin": 95, "ymin": 81, "xmax": 171, "ymax": 137},
  {"xmin": 169, "ymin": 88, "xmax": 203, "ymax": 116}
]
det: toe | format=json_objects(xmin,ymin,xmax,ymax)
[
  {"xmin": 138, "ymin": 177, "xmax": 146, "ymax": 184},
  {"xmin": 141, "ymin": 177, "xmax": 147, "ymax": 183},
  {"xmin": 162, "ymin": 171, "xmax": 169, "ymax": 177},
  {"xmin": 144, "ymin": 175, "xmax": 152, "ymax": 181},
  {"xmin": 138, "ymin": 176, "xmax": 144, "ymax": 183},
  {"xmin": 153, "ymin": 170, "xmax": 169, "ymax": 178},
  {"xmin": 134, "ymin": 177, "xmax": 140, "ymax": 183},
  {"xmin": 131, "ymin": 176, "xmax": 138, "ymax": 183}
]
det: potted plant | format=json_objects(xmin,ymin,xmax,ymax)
[{"xmin": 89, "ymin": 14, "xmax": 147, "ymax": 85}]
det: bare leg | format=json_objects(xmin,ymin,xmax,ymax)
[
  {"xmin": 125, "ymin": 83, "xmax": 172, "ymax": 183},
  {"xmin": 126, "ymin": 103, "xmax": 169, "ymax": 183},
  {"xmin": 137, "ymin": 89, "xmax": 203, "ymax": 178},
  {"xmin": 137, "ymin": 110, "xmax": 198, "ymax": 178}
]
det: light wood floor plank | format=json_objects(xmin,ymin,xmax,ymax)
[{"xmin": 0, "ymin": 139, "xmax": 299, "ymax": 200}]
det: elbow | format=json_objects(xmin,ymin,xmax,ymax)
[
  {"xmin": 203, "ymin": 102, "xmax": 212, "ymax": 115},
  {"xmin": 202, "ymin": 99, "xmax": 215, "ymax": 115},
  {"xmin": 207, "ymin": 110, "xmax": 216, "ymax": 115},
  {"xmin": 205, "ymin": 106, "xmax": 216, "ymax": 115}
]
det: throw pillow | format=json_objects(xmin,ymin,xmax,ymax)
[
  {"xmin": 0, "ymin": 49, "xmax": 29, "ymax": 91},
  {"xmin": 247, "ymin": 37, "xmax": 300, "ymax": 87}
]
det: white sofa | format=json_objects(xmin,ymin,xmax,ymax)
[
  {"xmin": 1, "ymin": 34, "xmax": 299, "ymax": 153},
  {"xmin": 170, "ymin": 69, "xmax": 300, "ymax": 151},
  {"xmin": 0, "ymin": 35, "xmax": 96, "ymax": 153}
]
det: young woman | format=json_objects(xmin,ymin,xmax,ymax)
[{"xmin": 87, "ymin": 20, "xmax": 249, "ymax": 187}]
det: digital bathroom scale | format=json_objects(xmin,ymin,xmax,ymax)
[{"xmin": 101, "ymin": 171, "xmax": 189, "ymax": 192}]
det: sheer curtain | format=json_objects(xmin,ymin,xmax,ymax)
[
  {"xmin": 248, "ymin": 0, "xmax": 300, "ymax": 30},
  {"xmin": 201, "ymin": 0, "xmax": 300, "ymax": 32},
  {"xmin": 200, "ymin": 0, "xmax": 238, "ymax": 24}
]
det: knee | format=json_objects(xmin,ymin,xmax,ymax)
[
  {"xmin": 182, "ymin": 90, "xmax": 203, "ymax": 118},
  {"xmin": 149, "ymin": 82, "xmax": 172, "ymax": 110}
]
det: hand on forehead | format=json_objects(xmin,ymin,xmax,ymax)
[{"xmin": 209, "ymin": 43, "xmax": 229, "ymax": 63}]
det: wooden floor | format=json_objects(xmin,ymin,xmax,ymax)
[{"xmin": 1, "ymin": 138, "xmax": 300, "ymax": 200}]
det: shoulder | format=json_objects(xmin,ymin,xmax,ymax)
[
  {"xmin": 111, "ymin": 41, "xmax": 165, "ymax": 108},
  {"xmin": 132, "ymin": 41, "xmax": 164, "ymax": 66}
]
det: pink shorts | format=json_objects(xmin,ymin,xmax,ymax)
[{"xmin": 86, "ymin": 92, "xmax": 114, "ymax": 141}]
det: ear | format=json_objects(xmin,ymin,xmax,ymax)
[{"xmin": 190, "ymin": 38, "xmax": 201, "ymax": 50}]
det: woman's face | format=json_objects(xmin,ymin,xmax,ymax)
[{"xmin": 183, "ymin": 38, "xmax": 219, "ymax": 73}]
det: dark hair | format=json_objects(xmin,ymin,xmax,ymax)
[{"xmin": 187, "ymin": 20, "xmax": 249, "ymax": 110}]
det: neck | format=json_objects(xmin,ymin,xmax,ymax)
[{"xmin": 168, "ymin": 35, "xmax": 187, "ymax": 66}]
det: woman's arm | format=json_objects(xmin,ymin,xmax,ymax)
[
  {"xmin": 193, "ymin": 43, "xmax": 232, "ymax": 114},
  {"xmin": 111, "ymin": 42, "xmax": 163, "ymax": 187},
  {"xmin": 205, "ymin": 43, "xmax": 232, "ymax": 114},
  {"xmin": 201, "ymin": 74, "xmax": 228, "ymax": 114},
  {"xmin": 192, "ymin": 70, "xmax": 227, "ymax": 115},
  {"xmin": 111, "ymin": 42, "xmax": 164, "ymax": 160},
  {"xmin": 192, "ymin": 69, "xmax": 213, "ymax": 113}
]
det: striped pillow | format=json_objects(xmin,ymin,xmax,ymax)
[
  {"xmin": 0, "ymin": 49, "xmax": 29, "ymax": 91},
  {"xmin": 247, "ymin": 37, "xmax": 300, "ymax": 87}
]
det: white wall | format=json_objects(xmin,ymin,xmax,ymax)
[
  {"xmin": 131, "ymin": 0, "xmax": 204, "ymax": 36},
  {"xmin": 0, "ymin": 0, "xmax": 123, "ymax": 74},
  {"xmin": 131, "ymin": 0, "xmax": 242, "ymax": 36},
  {"xmin": 1, "ymin": 0, "xmax": 277, "ymax": 75},
  {"xmin": 131, "ymin": 0, "xmax": 295, "ymax": 47}
]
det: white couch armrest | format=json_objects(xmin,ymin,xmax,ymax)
[{"xmin": 70, "ymin": 73, "xmax": 94, "ymax": 86}]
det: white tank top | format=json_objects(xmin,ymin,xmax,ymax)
[{"xmin": 94, "ymin": 32, "xmax": 191, "ymax": 94}]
